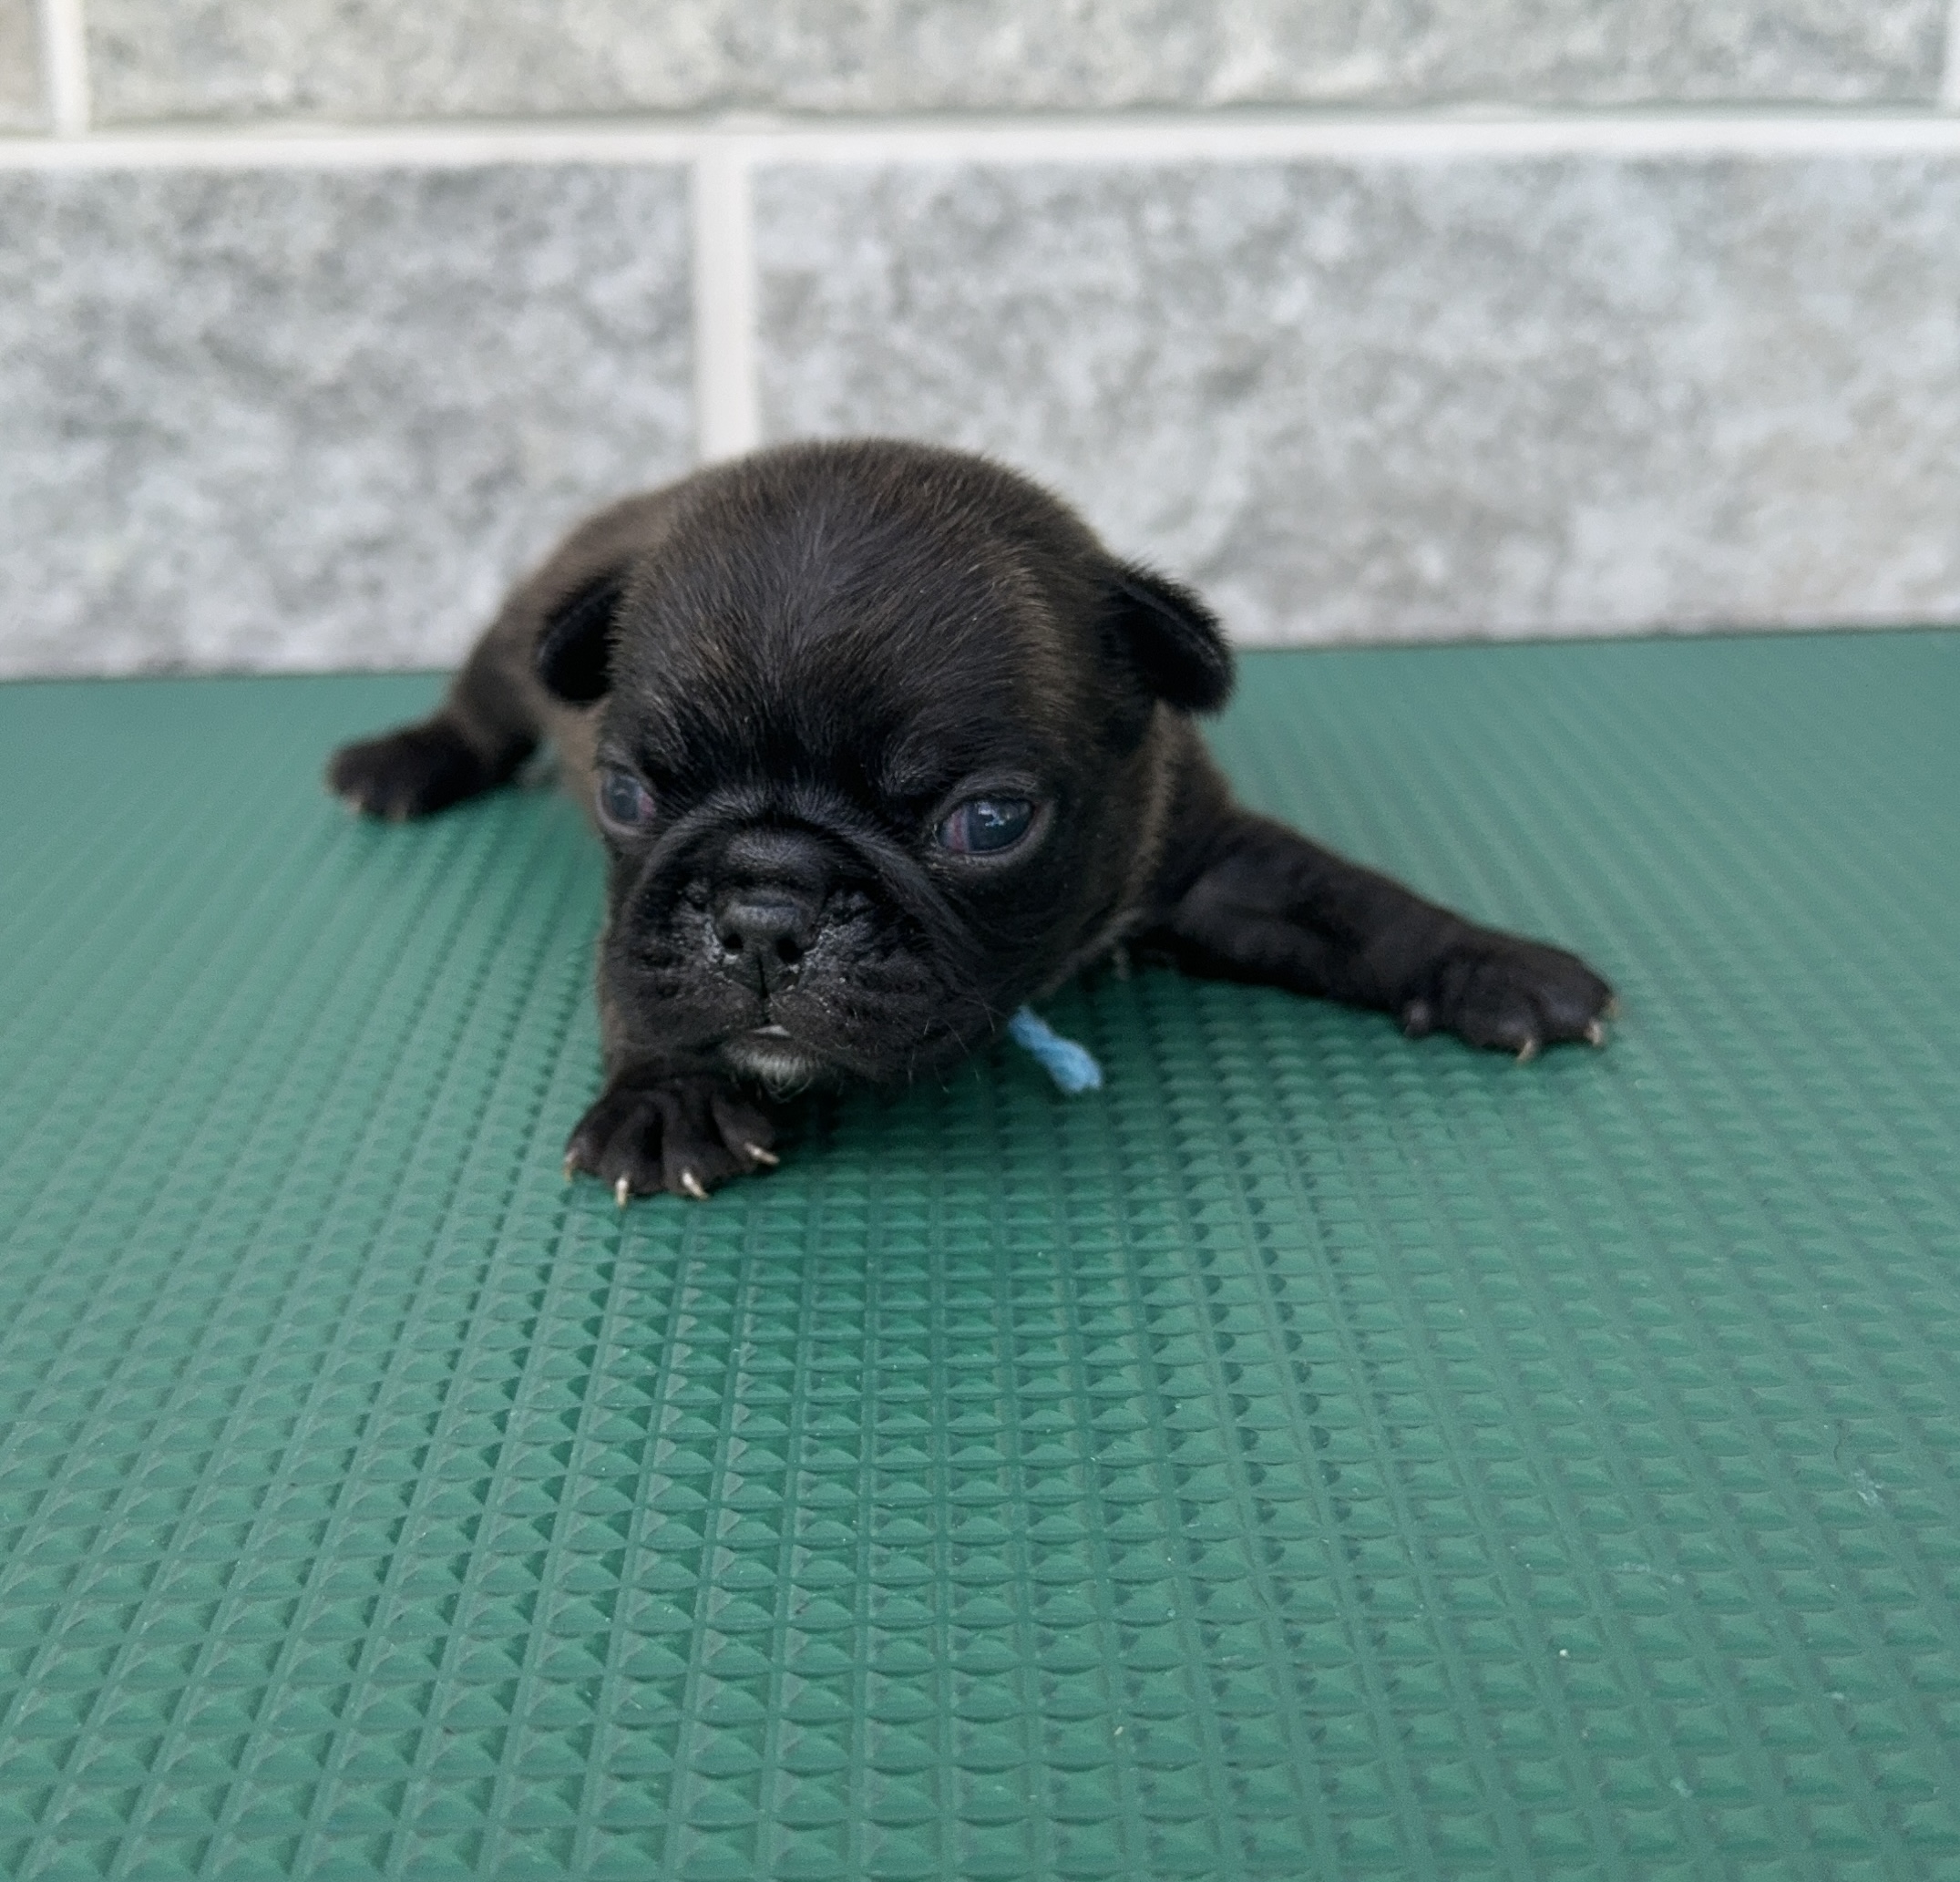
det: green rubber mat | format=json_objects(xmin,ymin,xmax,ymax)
[{"xmin": 3, "ymin": 633, "xmax": 1958, "ymax": 1881}]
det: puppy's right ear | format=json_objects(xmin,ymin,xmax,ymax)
[{"xmin": 535, "ymin": 566, "xmax": 628, "ymax": 704}]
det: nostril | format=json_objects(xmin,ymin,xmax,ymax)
[{"xmin": 716, "ymin": 895, "xmax": 814, "ymax": 965}]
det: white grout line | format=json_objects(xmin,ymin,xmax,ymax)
[
  {"xmin": 691, "ymin": 140, "xmax": 761, "ymax": 462},
  {"xmin": 0, "ymin": 121, "xmax": 701, "ymax": 168},
  {"xmin": 703, "ymin": 108, "xmax": 1960, "ymax": 163},
  {"xmin": 1944, "ymin": 0, "xmax": 1960, "ymax": 110},
  {"xmin": 5, "ymin": 108, "xmax": 1960, "ymax": 170},
  {"xmin": 36, "ymin": 0, "xmax": 89, "ymax": 137}
]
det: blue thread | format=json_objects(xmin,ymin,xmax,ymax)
[{"xmin": 1008, "ymin": 1006, "xmax": 1103, "ymax": 1095}]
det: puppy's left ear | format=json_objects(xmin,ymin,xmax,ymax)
[
  {"xmin": 1104, "ymin": 564, "xmax": 1235, "ymax": 714},
  {"xmin": 535, "ymin": 564, "xmax": 629, "ymax": 704}
]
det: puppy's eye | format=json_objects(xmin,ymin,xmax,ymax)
[
  {"xmin": 937, "ymin": 797, "xmax": 1035, "ymax": 856},
  {"xmin": 596, "ymin": 766, "xmax": 656, "ymax": 832}
]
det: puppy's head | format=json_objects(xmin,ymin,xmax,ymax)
[{"xmin": 536, "ymin": 441, "xmax": 1232, "ymax": 1090}]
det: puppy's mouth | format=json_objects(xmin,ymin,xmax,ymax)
[{"xmin": 719, "ymin": 1022, "xmax": 826, "ymax": 1095}]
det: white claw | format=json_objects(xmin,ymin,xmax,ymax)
[
  {"xmin": 1585, "ymin": 1017, "xmax": 1607, "ymax": 1048},
  {"xmin": 744, "ymin": 1143, "xmax": 780, "ymax": 1167},
  {"xmin": 563, "ymin": 1154, "xmax": 578, "ymax": 1183},
  {"xmin": 614, "ymin": 1176, "xmax": 631, "ymax": 1208},
  {"xmin": 679, "ymin": 1169, "xmax": 709, "ymax": 1201},
  {"xmin": 1515, "ymin": 1038, "xmax": 1540, "ymax": 1065}
]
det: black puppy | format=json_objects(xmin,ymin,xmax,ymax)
[{"xmin": 329, "ymin": 439, "xmax": 1612, "ymax": 1202}]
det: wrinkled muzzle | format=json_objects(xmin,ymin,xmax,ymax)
[{"xmin": 605, "ymin": 805, "xmax": 999, "ymax": 1087}]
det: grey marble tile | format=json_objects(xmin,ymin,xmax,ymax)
[
  {"xmin": 754, "ymin": 156, "xmax": 1960, "ymax": 643},
  {"xmin": 0, "ymin": 165, "xmax": 692, "ymax": 676},
  {"xmin": 87, "ymin": 0, "xmax": 1944, "ymax": 123},
  {"xmin": 0, "ymin": 0, "xmax": 45, "ymax": 130}
]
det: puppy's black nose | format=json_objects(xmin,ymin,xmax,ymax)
[
  {"xmin": 714, "ymin": 891, "xmax": 815, "ymax": 993},
  {"xmin": 709, "ymin": 826, "xmax": 832, "ymax": 995}
]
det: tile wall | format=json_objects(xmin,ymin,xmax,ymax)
[{"xmin": 5, "ymin": 2, "xmax": 1958, "ymax": 673}]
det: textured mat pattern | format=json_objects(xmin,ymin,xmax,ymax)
[{"xmin": 2, "ymin": 635, "xmax": 1957, "ymax": 1880}]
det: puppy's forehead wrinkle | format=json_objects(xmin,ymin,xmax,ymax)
[{"xmin": 878, "ymin": 715, "xmax": 1056, "ymax": 800}]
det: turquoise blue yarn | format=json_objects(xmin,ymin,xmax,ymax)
[{"xmin": 1007, "ymin": 1006, "xmax": 1103, "ymax": 1095}]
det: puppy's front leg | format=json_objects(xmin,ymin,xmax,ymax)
[
  {"xmin": 1155, "ymin": 811, "xmax": 1613, "ymax": 1060},
  {"xmin": 564, "ymin": 1072, "xmax": 780, "ymax": 1204}
]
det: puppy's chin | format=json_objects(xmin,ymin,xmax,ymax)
[
  {"xmin": 713, "ymin": 1003, "xmax": 990, "ymax": 1095},
  {"xmin": 719, "ymin": 1030, "xmax": 827, "ymax": 1095}
]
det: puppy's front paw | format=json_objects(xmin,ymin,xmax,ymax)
[
  {"xmin": 1402, "ymin": 929, "xmax": 1614, "ymax": 1063},
  {"xmin": 327, "ymin": 719, "xmax": 492, "ymax": 820},
  {"xmin": 564, "ymin": 1075, "xmax": 779, "ymax": 1203}
]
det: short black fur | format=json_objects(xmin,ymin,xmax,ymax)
[{"xmin": 327, "ymin": 439, "xmax": 1613, "ymax": 1201}]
